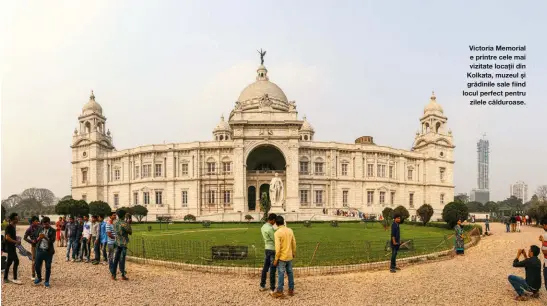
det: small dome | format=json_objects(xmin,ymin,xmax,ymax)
[
  {"xmin": 300, "ymin": 116, "xmax": 314, "ymax": 132},
  {"xmin": 424, "ymin": 91, "xmax": 443, "ymax": 115},
  {"xmin": 82, "ymin": 91, "xmax": 103, "ymax": 115},
  {"xmin": 213, "ymin": 115, "xmax": 232, "ymax": 132},
  {"xmin": 237, "ymin": 65, "xmax": 288, "ymax": 103}
]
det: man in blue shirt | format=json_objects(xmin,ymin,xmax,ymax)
[
  {"xmin": 390, "ymin": 214, "xmax": 401, "ymax": 273},
  {"xmin": 99, "ymin": 215, "xmax": 108, "ymax": 263}
]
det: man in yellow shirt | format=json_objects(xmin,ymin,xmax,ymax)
[{"xmin": 272, "ymin": 216, "xmax": 296, "ymax": 298}]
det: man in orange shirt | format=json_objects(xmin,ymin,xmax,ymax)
[{"xmin": 272, "ymin": 216, "xmax": 296, "ymax": 298}]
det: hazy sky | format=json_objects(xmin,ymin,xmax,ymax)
[{"xmin": 2, "ymin": 1, "xmax": 546, "ymax": 201}]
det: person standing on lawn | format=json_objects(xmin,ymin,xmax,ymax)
[
  {"xmin": 33, "ymin": 217, "xmax": 56, "ymax": 288},
  {"xmin": 390, "ymin": 214, "xmax": 402, "ymax": 273},
  {"xmin": 454, "ymin": 219, "xmax": 465, "ymax": 255},
  {"xmin": 23, "ymin": 216, "xmax": 41, "ymax": 281},
  {"xmin": 3, "ymin": 213, "xmax": 22, "ymax": 284},
  {"xmin": 260, "ymin": 213, "xmax": 277, "ymax": 293},
  {"xmin": 112, "ymin": 209, "xmax": 132, "ymax": 280},
  {"xmin": 272, "ymin": 215, "xmax": 296, "ymax": 298}
]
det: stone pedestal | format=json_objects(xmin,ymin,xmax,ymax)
[{"xmin": 269, "ymin": 205, "xmax": 285, "ymax": 214}]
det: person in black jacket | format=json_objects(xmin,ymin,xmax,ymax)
[
  {"xmin": 73, "ymin": 216, "xmax": 84, "ymax": 262},
  {"xmin": 508, "ymin": 245, "xmax": 541, "ymax": 301},
  {"xmin": 390, "ymin": 214, "xmax": 402, "ymax": 273},
  {"xmin": 33, "ymin": 217, "xmax": 56, "ymax": 288}
]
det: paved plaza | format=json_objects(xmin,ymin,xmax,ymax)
[{"xmin": 2, "ymin": 222, "xmax": 546, "ymax": 305}]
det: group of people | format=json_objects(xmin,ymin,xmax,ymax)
[
  {"xmin": 504, "ymin": 214, "xmax": 530, "ymax": 233},
  {"xmin": 260, "ymin": 214, "xmax": 297, "ymax": 298},
  {"xmin": 1, "ymin": 209, "xmax": 133, "ymax": 288}
]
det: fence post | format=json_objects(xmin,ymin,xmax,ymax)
[
  {"xmin": 141, "ymin": 238, "xmax": 146, "ymax": 261},
  {"xmin": 310, "ymin": 242, "xmax": 320, "ymax": 266}
]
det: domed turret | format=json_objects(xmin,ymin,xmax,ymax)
[
  {"xmin": 82, "ymin": 90, "xmax": 103, "ymax": 116},
  {"xmin": 423, "ymin": 91, "xmax": 443, "ymax": 116},
  {"xmin": 213, "ymin": 115, "xmax": 232, "ymax": 141},
  {"xmin": 299, "ymin": 116, "xmax": 315, "ymax": 141}
]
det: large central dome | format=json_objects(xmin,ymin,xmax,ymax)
[{"xmin": 237, "ymin": 65, "xmax": 288, "ymax": 103}]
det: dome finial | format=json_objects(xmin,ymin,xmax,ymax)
[
  {"xmin": 431, "ymin": 90, "xmax": 436, "ymax": 101},
  {"xmin": 90, "ymin": 90, "xmax": 95, "ymax": 101},
  {"xmin": 303, "ymin": 115, "xmax": 307, "ymax": 120},
  {"xmin": 221, "ymin": 114, "xmax": 224, "ymax": 121}
]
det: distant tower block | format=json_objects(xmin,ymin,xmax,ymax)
[{"xmin": 477, "ymin": 135, "xmax": 489, "ymax": 190}]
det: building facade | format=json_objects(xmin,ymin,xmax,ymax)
[
  {"xmin": 71, "ymin": 59, "xmax": 455, "ymax": 220},
  {"xmin": 510, "ymin": 181, "xmax": 528, "ymax": 202}
]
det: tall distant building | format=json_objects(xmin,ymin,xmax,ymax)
[
  {"xmin": 477, "ymin": 137, "xmax": 489, "ymax": 190},
  {"xmin": 510, "ymin": 181, "xmax": 528, "ymax": 202},
  {"xmin": 470, "ymin": 135, "xmax": 490, "ymax": 204}
]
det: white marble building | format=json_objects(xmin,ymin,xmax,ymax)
[{"xmin": 71, "ymin": 59, "xmax": 455, "ymax": 221}]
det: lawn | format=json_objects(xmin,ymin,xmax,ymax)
[{"xmin": 126, "ymin": 222, "xmax": 461, "ymax": 267}]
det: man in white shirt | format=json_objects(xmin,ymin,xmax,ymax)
[{"xmin": 80, "ymin": 215, "xmax": 92, "ymax": 263}]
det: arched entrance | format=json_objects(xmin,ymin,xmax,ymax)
[
  {"xmin": 248, "ymin": 186, "xmax": 256, "ymax": 211},
  {"xmin": 246, "ymin": 145, "xmax": 286, "ymax": 171},
  {"xmin": 246, "ymin": 145, "xmax": 286, "ymax": 212}
]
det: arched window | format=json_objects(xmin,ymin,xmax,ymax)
[
  {"xmin": 85, "ymin": 122, "xmax": 91, "ymax": 134},
  {"xmin": 435, "ymin": 122, "xmax": 441, "ymax": 133},
  {"xmin": 220, "ymin": 135, "xmax": 224, "ymax": 141},
  {"xmin": 304, "ymin": 135, "xmax": 309, "ymax": 141}
]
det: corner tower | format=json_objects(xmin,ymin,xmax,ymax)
[
  {"xmin": 412, "ymin": 92, "xmax": 455, "ymax": 210},
  {"xmin": 71, "ymin": 91, "xmax": 114, "ymax": 202}
]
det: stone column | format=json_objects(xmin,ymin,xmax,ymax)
[{"xmin": 232, "ymin": 142, "xmax": 245, "ymax": 213}]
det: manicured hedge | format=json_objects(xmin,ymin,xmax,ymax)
[{"xmin": 403, "ymin": 221, "xmax": 483, "ymax": 235}]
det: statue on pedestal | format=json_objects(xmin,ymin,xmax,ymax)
[{"xmin": 269, "ymin": 172, "xmax": 284, "ymax": 208}]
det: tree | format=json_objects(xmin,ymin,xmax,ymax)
[
  {"xmin": 118, "ymin": 206, "xmax": 134, "ymax": 215},
  {"xmin": 1, "ymin": 205, "xmax": 6, "ymax": 220},
  {"xmin": 536, "ymin": 185, "xmax": 547, "ymax": 202},
  {"xmin": 393, "ymin": 205, "xmax": 410, "ymax": 222},
  {"xmin": 21, "ymin": 188, "xmax": 56, "ymax": 206},
  {"xmin": 382, "ymin": 207, "xmax": 394, "ymax": 221},
  {"xmin": 88, "ymin": 201, "xmax": 112, "ymax": 217},
  {"xmin": 55, "ymin": 199, "xmax": 72, "ymax": 216},
  {"xmin": 416, "ymin": 204, "xmax": 434, "ymax": 225},
  {"xmin": 466, "ymin": 201, "xmax": 484, "ymax": 212},
  {"xmin": 132, "ymin": 205, "xmax": 148, "ymax": 222},
  {"xmin": 69, "ymin": 200, "xmax": 89, "ymax": 217},
  {"xmin": 442, "ymin": 201, "xmax": 469, "ymax": 228},
  {"xmin": 1, "ymin": 194, "xmax": 22, "ymax": 209},
  {"xmin": 259, "ymin": 192, "xmax": 271, "ymax": 222},
  {"xmin": 61, "ymin": 195, "xmax": 73, "ymax": 201},
  {"xmin": 483, "ymin": 201, "xmax": 498, "ymax": 214},
  {"xmin": 454, "ymin": 193, "xmax": 469, "ymax": 204}
]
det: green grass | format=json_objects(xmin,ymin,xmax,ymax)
[{"xmin": 126, "ymin": 222, "xmax": 463, "ymax": 267}]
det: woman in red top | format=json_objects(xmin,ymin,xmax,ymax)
[{"xmin": 55, "ymin": 217, "xmax": 62, "ymax": 247}]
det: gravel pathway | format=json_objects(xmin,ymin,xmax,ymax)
[{"xmin": 2, "ymin": 222, "xmax": 546, "ymax": 305}]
